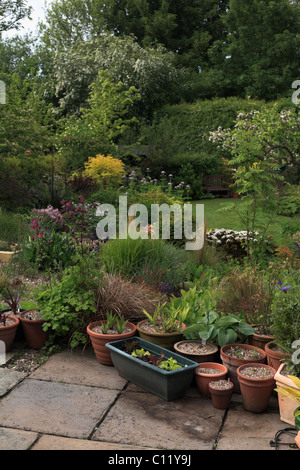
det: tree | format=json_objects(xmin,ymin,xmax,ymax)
[
  {"xmin": 58, "ymin": 70, "xmax": 141, "ymax": 170},
  {"xmin": 206, "ymin": 0, "xmax": 300, "ymax": 100},
  {"xmin": 52, "ymin": 36, "xmax": 191, "ymax": 119},
  {"xmin": 41, "ymin": 0, "xmax": 229, "ymax": 70},
  {"xmin": 0, "ymin": 0, "xmax": 31, "ymax": 33}
]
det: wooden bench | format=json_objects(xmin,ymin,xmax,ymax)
[{"xmin": 203, "ymin": 175, "xmax": 232, "ymax": 196}]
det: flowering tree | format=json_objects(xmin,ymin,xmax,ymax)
[{"xmin": 209, "ymin": 104, "xmax": 300, "ymax": 262}]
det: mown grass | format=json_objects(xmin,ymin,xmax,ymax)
[{"xmin": 192, "ymin": 198, "xmax": 298, "ymax": 246}]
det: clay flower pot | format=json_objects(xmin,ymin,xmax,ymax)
[
  {"xmin": 136, "ymin": 319, "xmax": 186, "ymax": 351},
  {"xmin": 87, "ymin": 320, "xmax": 137, "ymax": 366},
  {"xmin": 237, "ymin": 363, "xmax": 276, "ymax": 413},
  {"xmin": 194, "ymin": 362, "xmax": 228, "ymax": 398},
  {"xmin": 248, "ymin": 326, "xmax": 274, "ymax": 350},
  {"xmin": 220, "ymin": 343, "xmax": 266, "ymax": 393},
  {"xmin": 19, "ymin": 310, "xmax": 49, "ymax": 349},
  {"xmin": 174, "ymin": 340, "xmax": 218, "ymax": 363},
  {"xmin": 208, "ymin": 379, "xmax": 234, "ymax": 410},
  {"xmin": 0, "ymin": 315, "xmax": 19, "ymax": 352},
  {"xmin": 265, "ymin": 341, "xmax": 291, "ymax": 372}
]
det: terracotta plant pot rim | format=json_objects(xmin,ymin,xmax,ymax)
[
  {"xmin": 220, "ymin": 343, "xmax": 266, "ymax": 363},
  {"xmin": 265, "ymin": 341, "xmax": 291, "ymax": 358},
  {"xmin": 136, "ymin": 319, "xmax": 186, "ymax": 338},
  {"xmin": 208, "ymin": 380, "xmax": 234, "ymax": 392},
  {"xmin": 237, "ymin": 363, "xmax": 276, "ymax": 384},
  {"xmin": 0, "ymin": 315, "xmax": 19, "ymax": 329},
  {"xmin": 174, "ymin": 340, "xmax": 218, "ymax": 354},
  {"xmin": 87, "ymin": 320, "xmax": 137, "ymax": 340},
  {"xmin": 195, "ymin": 362, "xmax": 228, "ymax": 377},
  {"xmin": 19, "ymin": 310, "xmax": 45, "ymax": 325}
]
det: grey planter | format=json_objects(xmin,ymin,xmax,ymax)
[{"xmin": 106, "ymin": 336, "xmax": 198, "ymax": 401}]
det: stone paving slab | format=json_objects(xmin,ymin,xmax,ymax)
[
  {"xmin": 0, "ymin": 378, "xmax": 119, "ymax": 439},
  {"xmin": 31, "ymin": 434, "xmax": 154, "ymax": 450},
  {"xmin": 0, "ymin": 427, "xmax": 38, "ymax": 450},
  {"xmin": 216, "ymin": 402, "xmax": 292, "ymax": 450},
  {"xmin": 29, "ymin": 349, "xmax": 127, "ymax": 390},
  {"xmin": 0, "ymin": 368, "xmax": 27, "ymax": 397},
  {"xmin": 92, "ymin": 390, "xmax": 225, "ymax": 450}
]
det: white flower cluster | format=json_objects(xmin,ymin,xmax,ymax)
[{"xmin": 206, "ymin": 228, "xmax": 273, "ymax": 257}]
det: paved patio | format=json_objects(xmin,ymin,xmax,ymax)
[{"xmin": 0, "ymin": 347, "xmax": 298, "ymax": 452}]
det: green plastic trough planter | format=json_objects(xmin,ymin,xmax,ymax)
[{"xmin": 106, "ymin": 337, "xmax": 199, "ymax": 401}]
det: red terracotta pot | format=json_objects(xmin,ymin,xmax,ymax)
[
  {"xmin": 220, "ymin": 343, "xmax": 266, "ymax": 393},
  {"xmin": 237, "ymin": 363, "xmax": 276, "ymax": 413},
  {"xmin": 208, "ymin": 380, "xmax": 234, "ymax": 410},
  {"xmin": 265, "ymin": 341, "xmax": 291, "ymax": 372},
  {"xmin": 248, "ymin": 327, "xmax": 274, "ymax": 351},
  {"xmin": 19, "ymin": 310, "xmax": 49, "ymax": 349},
  {"xmin": 0, "ymin": 315, "xmax": 19, "ymax": 352},
  {"xmin": 194, "ymin": 362, "xmax": 228, "ymax": 398},
  {"xmin": 87, "ymin": 320, "xmax": 137, "ymax": 366}
]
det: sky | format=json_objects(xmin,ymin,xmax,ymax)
[{"xmin": 3, "ymin": 0, "xmax": 54, "ymax": 38}]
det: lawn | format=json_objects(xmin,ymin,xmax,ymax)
[{"xmin": 192, "ymin": 198, "xmax": 298, "ymax": 246}]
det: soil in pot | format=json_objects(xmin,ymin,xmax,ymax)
[
  {"xmin": 174, "ymin": 341, "xmax": 218, "ymax": 363},
  {"xmin": 194, "ymin": 362, "xmax": 228, "ymax": 398},
  {"xmin": 237, "ymin": 364, "xmax": 276, "ymax": 413},
  {"xmin": 220, "ymin": 344, "xmax": 266, "ymax": 393},
  {"xmin": 265, "ymin": 341, "xmax": 291, "ymax": 371},
  {"xmin": 19, "ymin": 310, "xmax": 48, "ymax": 349},
  {"xmin": 208, "ymin": 379, "xmax": 234, "ymax": 410},
  {"xmin": 136, "ymin": 319, "xmax": 185, "ymax": 350},
  {"xmin": 0, "ymin": 316, "xmax": 19, "ymax": 352},
  {"xmin": 87, "ymin": 320, "xmax": 137, "ymax": 366}
]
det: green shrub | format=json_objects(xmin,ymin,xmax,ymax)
[
  {"xmin": 270, "ymin": 286, "xmax": 300, "ymax": 352},
  {"xmin": 36, "ymin": 261, "xmax": 102, "ymax": 347}
]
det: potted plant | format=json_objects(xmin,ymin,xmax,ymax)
[
  {"xmin": 220, "ymin": 344, "xmax": 266, "ymax": 393},
  {"xmin": 194, "ymin": 362, "xmax": 228, "ymax": 398},
  {"xmin": 19, "ymin": 309, "xmax": 48, "ymax": 349},
  {"xmin": 0, "ymin": 277, "xmax": 25, "ymax": 341},
  {"xmin": 136, "ymin": 302, "xmax": 189, "ymax": 350},
  {"xmin": 208, "ymin": 379, "xmax": 234, "ymax": 410},
  {"xmin": 174, "ymin": 340, "xmax": 218, "ymax": 363},
  {"xmin": 87, "ymin": 311, "xmax": 137, "ymax": 366},
  {"xmin": 0, "ymin": 240, "xmax": 18, "ymax": 263},
  {"xmin": 0, "ymin": 310, "xmax": 19, "ymax": 352},
  {"xmin": 106, "ymin": 336, "xmax": 199, "ymax": 401},
  {"xmin": 182, "ymin": 310, "xmax": 256, "ymax": 349},
  {"xmin": 237, "ymin": 363, "xmax": 276, "ymax": 413}
]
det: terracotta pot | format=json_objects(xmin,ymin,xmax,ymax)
[
  {"xmin": 19, "ymin": 310, "xmax": 49, "ymax": 349},
  {"xmin": 208, "ymin": 380, "xmax": 234, "ymax": 410},
  {"xmin": 220, "ymin": 343, "xmax": 266, "ymax": 393},
  {"xmin": 87, "ymin": 320, "xmax": 137, "ymax": 366},
  {"xmin": 274, "ymin": 363, "xmax": 300, "ymax": 426},
  {"xmin": 248, "ymin": 327, "xmax": 274, "ymax": 350},
  {"xmin": 136, "ymin": 319, "xmax": 186, "ymax": 351},
  {"xmin": 174, "ymin": 340, "xmax": 218, "ymax": 363},
  {"xmin": 194, "ymin": 362, "xmax": 228, "ymax": 398},
  {"xmin": 237, "ymin": 363, "xmax": 276, "ymax": 413},
  {"xmin": 0, "ymin": 315, "xmax": 19, "ymax": 352},
  {"xmin": 265, "ymin": 341, "xmax": 291, "ymax": 371}
]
